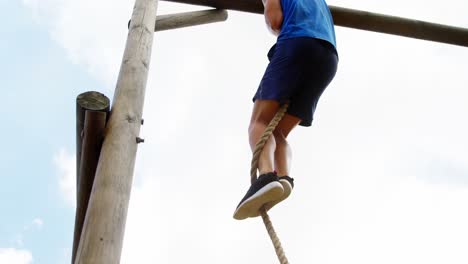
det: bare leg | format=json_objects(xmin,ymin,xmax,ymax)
[
  {"xmin": 234, "ymin": 103, "xmax": 302, "ymax": 219},
  {"xmin": 261, "ymin": 113, "xmax": 301, "ymax": 212},
  {"xmin": 248, "ymin": 100, "xmax": 280, "ymax": 175},
  {"xmin": 273, "ymin": 114, "xmax": 301, "ymax": 176},
  {"xmin": 274, "ymin": 133, "xmax": 291, "ymax": 176}
]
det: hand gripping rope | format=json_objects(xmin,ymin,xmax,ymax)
[{"xmin": 250, "ymin": 103, "xmax": 290, "ymax": 264}]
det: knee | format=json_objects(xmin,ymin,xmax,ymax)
[
  {"xmin": 248, "ymin": 118, "xmax": 269, "ymax": 136},
  {"xmin": 273, "ymin": 129, "xmax": 287, "ymax": 144}
]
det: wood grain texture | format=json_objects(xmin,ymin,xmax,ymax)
[
  {"xmin": 155, "ymin": 9, "xmax": 228, "ymax": 31},
  {"xmin": 74, "ymin": 0, "xmax": 158, "ymax": 263},
  {"xmin": 73, "ymin": 110, "xmax": 107, "ymax": 263},
  {"xmin": 75, "ymin": 91, "xmax": 110, "ymax": 199}
]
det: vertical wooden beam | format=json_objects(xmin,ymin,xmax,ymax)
[
  {"xmin": 74, "ymin": 93, "xmax": 110, "ymax": 264},
  {"xmin": 74, "ymin": 0, "xmax": 158, "ymax": 263},
  {"xmin": 73, "ymin": 106, "xmax": 109, "ymax": 263},
  {"xmin": 76, "ymin": 92, "xmax": 110, "ymax": 198}
]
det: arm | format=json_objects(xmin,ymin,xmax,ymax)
[{"xmin": 263, "ymin": 0, "xmax": 283, "ymax": 35}]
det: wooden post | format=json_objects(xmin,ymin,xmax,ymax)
[
  {"xmin": 162, "ymin": 0, "xmax": 468, "ymax": 47},
  {"xmin": 73, "ymin": 108, "xmax": 109, "ymax": 263},
  {"xmin": 74, "ymin": 92, "xmax": 110, "ymax": 262},
  {"xmin": 74, "ymin": 0, "xmax": 158, "ymax": 263},
  {"xmin": 76, "ymin": 92, "xmax": 110, "ymax": 195},
  {"xmin": 74, "ymin": 92, "xmax": 110, "ymax": 264}
]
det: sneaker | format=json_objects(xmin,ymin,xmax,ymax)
[
  {"xmin": 233, "ymin": 172, "xmax": 284, "ymax": 220},
  {"xmin": 260, "ymin": 176, "xmax": 294, "ymax": 214}
]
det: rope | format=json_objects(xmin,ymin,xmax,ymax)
[{"xmin": 250, "ymin": 103, "xmax": 289, "ymax": 264}]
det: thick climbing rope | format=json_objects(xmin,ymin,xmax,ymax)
[{"xmin": 250, "ymin": 103, "xmax": 290, "ymax": 264}]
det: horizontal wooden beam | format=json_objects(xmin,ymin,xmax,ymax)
[
  {"xmin": 128, "ymin": 9, "xmax": 228, "ymax": 31},
  {"xmin": 163, "ymin": 0, "xmax": 263, "ymax": 14},
  {"xmin": 156, "ymin": 9, "xmax": 228, "ymax": 31},
  {"xmin": 162, "ymin": 0, "xmax": 468, "ymax": 47}
]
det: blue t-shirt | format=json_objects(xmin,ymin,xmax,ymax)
[{"xmin": 278, "ymin": 0, "xmax": 337, "ymax": 48}]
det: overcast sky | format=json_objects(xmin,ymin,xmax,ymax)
[{"xmin": 2, "ymin": 0, "xmax": 468, "ymax": 263}]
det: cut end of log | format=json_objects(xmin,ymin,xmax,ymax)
[{"xmin": 77, "ymin": 91, "xmax": 110, "ymax": 111}]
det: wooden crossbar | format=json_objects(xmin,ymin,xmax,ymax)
[
  {"xmin": 156, "ymin": 9, "xmax": 228, "ymax": 31},
  {"xmin": 162, "ymin": 0, "xmax": 468, "ymax": 47},
  {"xmin": 128, "ymin": 9, "xmax": 228, "ymax": 31}
]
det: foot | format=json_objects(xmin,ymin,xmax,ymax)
[
  {"xmin": 233, "ymin": 172, "xmax": 284, "ymax": 220},
  {"xmin": 260, "ymin": 176, "xmax": 294, "ymax": 214}
]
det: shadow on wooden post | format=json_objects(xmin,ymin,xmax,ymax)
[{"xmin": 73, "ymin": 91, "xmax": 110, "ymax": 263}]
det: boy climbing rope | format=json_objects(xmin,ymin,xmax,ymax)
[{"xmin": 233, "ymin": 0, "xmax": 338, "ymax": 220}]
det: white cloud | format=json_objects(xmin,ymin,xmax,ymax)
[
  {"xmin": 21, "ymin": 0, "xmax": 53, "ymax": 22},
  {"xmin": 23, "ymin": 218, "xmax": 44, "ymax": 232},
  {"xmin": 21, "ymin": 0, "xmax": 132, "ymax": 86},
  {"xmin": 53, "ymin": 148, "xmax": 76, "ymax": 207},
  {"xmin": 10, "ymin": 218, "xmax": 45, "ymax": 248},
  {"xmin": 32, "ymin": 218, "xmax": 43, "ymax": 229},
  {"xmin": 0, "ymin": 248, "xmax": 33, "ymax": 264},
  {"xmin": 14, "ymin": 235, "xmax": 24, "ymax": 247},
  {"xmin": 120, "ymin": 176, "xmax": 169, "ymax": 263},
  {"xmin": 129, "ymin": 8, "xmax": 468, "ymax": 261}
]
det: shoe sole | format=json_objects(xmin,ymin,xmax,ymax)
[
  {"xmin": 255, "ymin": 179, "xmax": 293, "ymax": 216},
  {"xmin": 233, "ymin": 181, "xmax": 284, "ymax": 220}
]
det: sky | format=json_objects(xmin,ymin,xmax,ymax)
[{"xmin": 1, "ymin": 0, "xmax": 468, "ymax": 263}]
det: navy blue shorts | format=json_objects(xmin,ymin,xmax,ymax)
[{"xmin": 253, "ymin": 37, "xmax": 338, "ymax": 126}]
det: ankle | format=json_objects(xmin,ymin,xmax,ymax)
[
  {"xmin": 258, "ymin": 170, "xmax": 276, "ymax": 176},
  {"xmin": 258, "ymin": 171, "xmax": 277, "ymax": 178}
]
